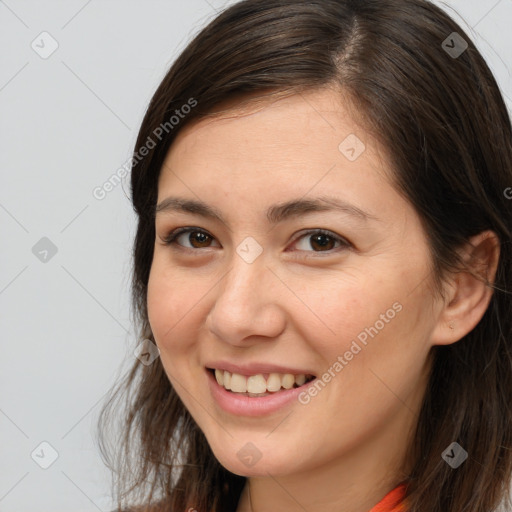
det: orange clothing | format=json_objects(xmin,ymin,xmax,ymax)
[
  {"xmin": 177, "ymin": 482, "xmax": 408, "ymax": 512},
  {"xmin": 368, "ymin": 483, "xmax": 407, "ymax": 512}
]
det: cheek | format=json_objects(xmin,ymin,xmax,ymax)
[
  {"xmin": 290, "ymin": 270, "xmax": 397, "ymax": 354},
  {"xmin": 146, "ymin": 257, "xmax": 203, "ymax": 352},
  {"xmin": 293, "ymin": 263, "xmax": 433, "ymax": 374},
  {"xmin": 292, "ymin": 277, "xmax": 430, "ymax": 439},
  {"xmin": 146, "ymin": 261, "xmax": 210, "ymax": 403}
]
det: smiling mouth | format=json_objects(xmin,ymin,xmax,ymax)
[{"xmin": 207, "ymin": 368, "xmax": 316, "ymax": 397}]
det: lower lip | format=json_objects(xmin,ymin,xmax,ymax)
[{"xmin": 206, "ymin": 369, "xmax": 315, "ymax": 417}]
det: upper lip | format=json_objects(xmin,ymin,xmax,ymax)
[{"xmin": 205, "ymin": 360, "xmax": 316, "ymax": 377}]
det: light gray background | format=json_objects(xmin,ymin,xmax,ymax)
[{"xmin": 1, "ymin": 1, "xmax": 511, "ymax": 511}]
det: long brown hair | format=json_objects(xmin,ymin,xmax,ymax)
[{"xmin": 96, "ymin": 1, "xmax": 512, "ymax": 511}]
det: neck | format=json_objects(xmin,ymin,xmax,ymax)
[{"xmin": 235, "ymin": 409, "xmax": 413, "ymax": 512}]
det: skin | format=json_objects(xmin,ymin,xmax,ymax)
[{"xmin": 146, "ymin": 87, "xmax": 499, "ymax": 512}]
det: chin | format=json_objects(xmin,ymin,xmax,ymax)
[{"xmin": 208, "ymin": 439, "xmax": 296, "ymax": 477}]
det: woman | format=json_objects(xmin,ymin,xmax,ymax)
[{"xmin": 97, "ymin": 1, "xmax": 512, "ymax": 511}]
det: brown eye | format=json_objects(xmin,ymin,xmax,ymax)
[
  {"xmin": 162, "ymin": 228, "xmax": 219, "ymax": 249},
  {"xmin": 187, "ymin": 231, "xmax": 213, "ymax": 248},
  {"xmin": 292, "ymin": 229, "xmax": 350, "ymax": 253},
  {"xmin": 309, "ymin": 233, "xmax": 336, "ymax": 251}
]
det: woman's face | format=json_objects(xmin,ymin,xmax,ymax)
[{"xmin": 147, "ymin": 88, "xmax": 443, "ymax": 481}]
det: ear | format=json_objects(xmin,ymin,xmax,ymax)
[{"xmin": 430, "ymin": 230, "xmax": 500, "ymax": 346}]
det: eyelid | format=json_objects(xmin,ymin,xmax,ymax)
[{"xmin": 161, "ymin": 226, "xmax": 352, "ymax": 254}]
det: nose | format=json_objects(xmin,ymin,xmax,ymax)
[{"xmin": 206, "ymin": 253, "xmax": 287, "ymax": 347}]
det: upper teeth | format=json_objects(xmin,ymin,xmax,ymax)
[{"xmin": 214, "ymin": 369, "xmax": 310, "ymax": 393}]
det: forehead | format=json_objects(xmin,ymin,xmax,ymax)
[
  {"xmin": 161, "ymin": 87, "xmax": 391, "ymax": 184},
  {"xmin": 155, "ymin": 88, "xmax": 406, "ymax": 232}
]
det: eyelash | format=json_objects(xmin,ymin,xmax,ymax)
[{"xmin": 161, "ymin": 227, "xmax": 351, "ymax": 255}]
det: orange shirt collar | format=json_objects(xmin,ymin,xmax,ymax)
[{"xmin": 368, "ymin": 483, "xmax": 408, "ymax": 512}]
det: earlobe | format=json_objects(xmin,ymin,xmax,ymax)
[{"xmin": 430, "ymin": 230, "xmax": 500, "ymax": 347}]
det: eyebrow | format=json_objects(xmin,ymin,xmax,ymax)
[{"xmin": 155, "ymin": 195, "xmax": 379, "ymax": 225}]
